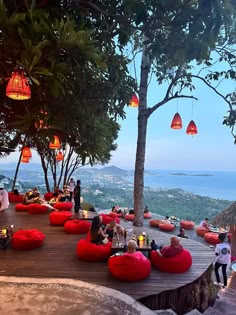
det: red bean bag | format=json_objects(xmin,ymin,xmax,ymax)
[
  {"xmin": 28, "ymin": 204, "xmax": 49, "ymax": 214},
  {"xmin": 100, "ymin": 213, "xmax": 120, "ymax": 224},
  {"xmin": 49, "ymin": 211, "xmax": 73, "ymax": 226},
  {"xmin": 180, "ymin": 220, "xmax": 195, "ymax": 230},
  {"xmin": 15, "ymin": 203, "xmax": 29, "ymax": 212},
  {"xmin": 124, "ymin": 214, "xmax": 134, "ymax": 221},
  {"xmin": 144, "ymin": 212, "xmax": 152, "ymax": 219},
  {"xmin": 149, "ymin": 219, "xmax": 161, "ymax": 228},
  {"xmin": 44, "ymin": 192, "xmax": 54, "ymax": 201},
  {"xmin": 159, "ymin": 223, "xmax": 175, "ymax": 232},
  {"xmin": 196, "ymin": 226, "xmax": 209, "ymax": 237},
  {"xmin": 108, "ymin": 252, "xmax": 151, "ymax": 281},
  {"xmin": 11, "ymin": 229, "xmax": 45, "ymax": 250},
  {"xmin": 204, "ymin": 232, "xmax": 221, "ymax": 245},
  {"xmin": 54, "ymin": 202, "xmax": 73, "ymax": 211},
  {"xmin": 151, "ymin": 249, "xmax": 192, "ymax": 273},
  {"xmin": 64, "ymin": 219, "xmax": 91, "ymax": 234},
  {"xmin": 76, "ymin": 238, "xmax": 112, "ymax": 262},
  {"xmin": 9, "ymin": 193, "xmax": 24, "ymax": 203}
]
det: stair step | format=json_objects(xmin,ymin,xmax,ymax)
[{"xmin": 203, "ymin": 306, "xmax": 223, "ymax": 315}]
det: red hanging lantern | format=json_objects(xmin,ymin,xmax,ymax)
[
  {"xmin": 56, "ymin": 151, "xmax": 64, "ymax": 161},
  {"xmin": 6, "ymin": 72, "xmax": 31, "ymax": 100},
  {"xmin": 186, "ymin": 120, "xmax": 198, "ymax": 135},
  {"xmin": 21, "ymin": 156, "xmax": 30, "ymax": 163},
  {"xmin": 129, "ymin": 93, "xmax": 139, "ymax": 107},
  {"xmin": 171, "ymin": 112, "xmax": 182, "ymax": 129},
  {"xmin": 49, "ymin": 136, "xmax": 61, "ymax": 149},
  {"xmin": 22, "ymin": 146, "xmax": 32, "ymax": 158}
]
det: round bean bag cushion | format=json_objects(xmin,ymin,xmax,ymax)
[
  {"xmin": 44, "ymin": 192, "xmax": 54, "ymax": 201},
  {"xmin": 204, "ymin": 232, "xmax": 221, "ymax": 245},
  {"xmin": 108, "ymin": 252, "xmax": 151, "ymax": 281},
  {"xmin": 15, "ymin": 203, "xmax": 29, "ymax": 212},
  {"xmin": 124, "ymin": 214, "xmax": 134, "ymax": 221},
  {"xmin": 64, "ymin": 219, "xmax": 91, "ymax": 234},
  {"xmin": 144, "ymin": 212, "xmax": 152, "ymax": 219},
  {"xmin": 9, "ymin": 193, "xmax": 24, "ymax": 203},
  {"xmin": 11, "ymin": 229, "xmax": 45, "ymax": 250},
  {"xmin": 100, "ymin": 213, "xmax": 120, "ymax": 224},
  {"xmin": 151, "ymin": 249, "xmax": 192, "ymax": 273},
  {"xmin": 149, "ymin": 219, "xmax": 162, "ymax": 228},
  {"xmin": 196, "ymin": 226, "xmax": 209, "ymax": 237},
  {"xmin": 28, "ymin": 203, "xmax": 49, "ymax": 214},
  {"xmin": 159, "ymin": 223, "xmax": 175, "ymax": 232},
  {"xmin": 180, "ymin": 220, "xmax": 195, "ymax": 230},
  {"xmin": 54, "ymin": 202, "xmax": 73, "ymax": 211},
  {"xmin": 49, "ymin": 211, "xmax": 73, "ymax": 226},
  {"xmin": 76, "ymin": 238, "xmax": 112, "ymax": 262}
]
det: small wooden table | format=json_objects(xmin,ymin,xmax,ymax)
[{"xmin": 111, "ymin": 237, "xmax": 152, "ymax": 259}]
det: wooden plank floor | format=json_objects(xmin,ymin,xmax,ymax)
[{"xmin": 0, "ymin": 204, "xmax": 215, "ymax": 300}]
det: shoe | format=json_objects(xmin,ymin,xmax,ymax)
[{"xmin": 214, "ymin": 281, "xmax": 221, "ymax": 286}]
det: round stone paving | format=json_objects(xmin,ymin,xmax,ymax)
[{"xmin": 0, "ymin": 276, "xmax": 155, "ymax": 315}]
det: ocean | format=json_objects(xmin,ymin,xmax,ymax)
[{"xmin": 142, "ymin": 170, "xmax": 236, "ymax": 201}]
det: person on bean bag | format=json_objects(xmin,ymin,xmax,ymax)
[
  {"xmin": 90, "ymin": 215, "xmax": 108, "ymax": 244},
  {"xmin": 159, "ymin": 236, "xmax": 183, "ymax": 258},
  {"xmin": 199, "ymin": 217, "xmax": 211, "ymax": 229},
  {"xmin": 177, "ymin": 228, "xmax": 188, "ymax": 239},
  {"xmin": 103, "ymin": 220, "xmax": 125, "ymax": 239},
  {"xmin": 124, "ymin": 239, "xmax": 147, "ymax": 260}
]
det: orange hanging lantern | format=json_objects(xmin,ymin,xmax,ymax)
[
  {"xmin": 56, "ymin": 151, "xmax": 64, "ymax": 161},
  {"xmin": 6, "ymin": 72, "xmax": 31, "ymax": 100},
  {"xmin": 129, "ymin": 93, "xmax": 139, "ymax": 107},
  {"xmin": 49, "ymin": 136, "xmax": 61, "ymax": 149},
  {"xmin": 21, "ymin": 156, "xmax": 30, "ymax": 163},
  {"xmin": 186, "ymin": 120, "xmax": 198, "ymax": 135},
  {"xmin": 171, "ymin": 113, "xmax": 182, "ymax": 129},
  {"xmin": 22, "ymin": 146, "xmax": 32, "ymax": 158}
]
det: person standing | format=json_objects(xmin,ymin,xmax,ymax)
[
  {"xmin": 0, "ymin": 185, "xmax": 9, "ymax": 211},
  {"xmin": 68, "ymin": 178, "xmax": 76, "ymax": 202},
  {"xmin": 214, "ymin": 233, "xmax": 231, "ymax": 288},
  {"xmin": 73, "ymin": 180, "xmax": 81, "ymax": 213}
]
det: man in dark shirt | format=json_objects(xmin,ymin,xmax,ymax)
[
  {"xmin": 73, "ymin": 180, "xmax": 81, "ymax": 213},
  {"xmin": 177, "ymin": 228, "xmax": 188, "ymax": 239}
]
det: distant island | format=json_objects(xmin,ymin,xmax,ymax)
[{"xmin": 172, "ymin": 173, "xmax": 213, "ymax": 177}]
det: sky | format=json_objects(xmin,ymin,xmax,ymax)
[{"xmin": 2, "ymin": 58, "xmax": 236, "ymax": 172}]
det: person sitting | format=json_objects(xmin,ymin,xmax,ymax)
[
  {"xmin": 63, "ymin": 185, "xmax": 70, "ymax": 201},
  {"xmin": 124, "ymin": 239, "xmax": 147, "ymax": 260},
  {"xmin": 144, "ymin": 206, "xmax": 149, "ymax": 213},
  {"xmin": 57, "ymin": 190, "xmax": 67, "ymax": 202},
  {"xmin": 162, "ymin": 215, "xmax": 171, "ymax": 224},
  {"xmin": 200, "ymin": 217, "xmax": 211, "ymax": 229},
  {"xmin": 49, "ymin": 193, "xmax": 59, "ymax": 206},
  {"xmin": 90, "ymin": 215, "xmax": 108, "ymax": 245},
  {"xmin": 159, "ymin": 236, "xmax": 183, "ymax": 258},
  {"xmin": 104, "ymin": 220, "xmax": 125, "ymax": 239},
  {"xmin": 13, "ymin": 188, "xmax": 19, "ymax": 195},
  {"xmin": 88, "ymin": 207, "xmax": 96, "ymax": 212},
  {"xmin": 177, "ymin": 228, "xmax": 188, "ymax": 239},
  {"xmin": 111, "ymin": 206, "xmax": 117, "ymax": 213}
]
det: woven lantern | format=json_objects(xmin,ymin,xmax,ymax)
[
  {"xmin": 129, "ymin": 93, "xmax": 139, "ymax": 107},
  {"xmin": 6, "ymin": 72, "xmax": 31, "ymax": 100},
  {"xmin": 49, "ymin": 136, "xmax": 61, "ymax": 149},
  {"xmin": 22, "ymin": 146, "xmax": 32, "ymax": 158},
  {"xmin": 171, "ymin": 113, "xmax": 182, "ymax": 129},
  {"xmin": 21, "ymin": 156, "xmax": 30, "ymax": 163},
  {"xmin": 186, "ymin": 120, "xmax": 198, "ymax": 135},
  {"xmin": 56, "ymin": 151, "xmax": 64, "ymax": 161}
]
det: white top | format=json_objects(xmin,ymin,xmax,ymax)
[
  {"xmin": 0, "ymin": 189, "xmax": 9, "ymax": 210},
  {"xmin": 215, "ymin": 242, "xmax": 231, "ymax": 265},
  {"xmin": 68, "ymin": 180, "xmax": 75, "ymax": 192}
]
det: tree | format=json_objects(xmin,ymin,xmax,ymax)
[{"xmin": 69, "ymin": 0, "xmax": 236, "ymax": 226}]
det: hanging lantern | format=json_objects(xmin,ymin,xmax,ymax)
[
  {"xmin": 49, "ymin": 136, "xmax": 61, "ymax": 149},
  {"xmin": 56, "ymin": 151, "xmax": 64, "ymax": 161},
  {"xmin": 171, "ymin": 112, "xmax": 182, "ymax": 129},
  {"xmin": 6, "ymin": 72, "xmax": 31, "ymax": 100},
  {"xmin": 21, "ymin": 156, "xmax": 30, "ymax": 163},
  {"xmin": 129, "ymin": 93, "xmax": 139, "ymax": 107},
  {"xmin": 186, "ymin": 120, "xmax": 198, "ymax": 135},
  {"xmin": 22, "ymin": 146, "xmax": 32, "ymax": 158}
]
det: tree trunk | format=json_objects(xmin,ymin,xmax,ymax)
[
  {"xmin": 40, "ymin": 155, "xmax": 51, "ymax": 192},
  {"xmin": 11, "ymin": 150, "xmax": 23, "ymax": 191},
  {"xmin": 133, "ymin": 47, "xmax": 151, "ymax": 226}
]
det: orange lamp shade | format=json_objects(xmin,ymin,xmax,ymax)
[
  {"xmin": 49, "ymin": 136, "xmax": 61, "ymax": 149},
  {"xmin": 186, "ymin": 120, "xmax": 198, "ymax": 135},
  {"xmin": 6, "ymin": 72, "xmax": 31, "ymax": 100},
  {"xmin": 21, "ymin": 156, "xmax": 30, "ymax": 163},
  {"xmin": 129, "ymin": 93, "xmax": 139, "ymax": 107},
  {"xmin": 56, "ymin": 151, "xmax": 64, "ymax": 161},
  {"xmin": 22, "ymin": 146, "xmax": 32, "ymax": 158},
  {"xmin": 171, "ymin": 112, "xmax": 182, "ymax": 129}
]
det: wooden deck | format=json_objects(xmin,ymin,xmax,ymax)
[{"xmin": 0, "ymin": 204, "xmax": 215, "ymax": 308}]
